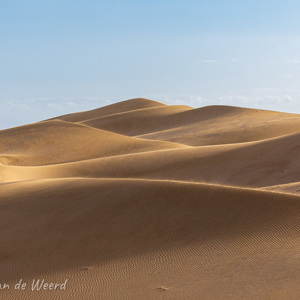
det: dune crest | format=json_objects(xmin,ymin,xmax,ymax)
[{"xmin": 0, "ymin": 98, "xmax": 299, "ymax": 299}]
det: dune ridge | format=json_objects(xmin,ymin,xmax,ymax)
[{"xmin": 0, "ymin": 98, "xmax": 299, "ymax": 299}]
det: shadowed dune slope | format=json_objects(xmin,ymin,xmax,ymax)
[
  {"xmin": 0, "ymin": 98, "xmax": 299, "ymax": 299},
  {"xmin": 0, "ymin": 179, "xmax": 299, "ymax": 299}
]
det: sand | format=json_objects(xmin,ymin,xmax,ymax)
[{"xmin": 0, "ymin": 98, "xmax": 299, "ymax": 299}]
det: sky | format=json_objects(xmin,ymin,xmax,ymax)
[{"xmin": 1, "ymin": 0, "xmax": 300, "ymax": 129}]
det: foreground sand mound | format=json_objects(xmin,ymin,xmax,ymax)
[
  {"xmin": 0, "ymin": 179, "xmax": 299, "ymax": 299},
  {"xmin": 0, "ymin": 98, "xmax": 299, "ymax": 299}
]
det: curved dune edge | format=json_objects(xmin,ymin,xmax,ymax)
[
  {"xmin": 0, "ymin": 178, "xmax": 299, "ymax": 299},
  {"xmin": 0, "ymin": 98, "xmax": 299, "ymax": 299},
  {"xmin": 49, "ymin": 98, "xmax": 168, "ymax": 122},
  {"xmin": 260, "ymin": 181, "xmax": 300, "ymax": 195}
]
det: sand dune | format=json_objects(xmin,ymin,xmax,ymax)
[
  {"xmin": 80, "ymin": 104, "xmax": 192, "ymax": 136},
  {"xmin": 0, "ymin": 99, "xmax": 299, "ymax": 299},
  {"xmin": 51, "ymin": 98, "xmax": 166, "ymax": 122},
  {"xmin": 2, "ymin": 131, "xmax": 299, "ymax": 189},
  {"xmin": 0, "ymin": 119, "xmax": 186, "ymax": 166},
  {"xmin": 137, "ymin": 106, "xmax": 300, "ymax": 146}
]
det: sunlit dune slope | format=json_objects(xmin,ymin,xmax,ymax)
[
  {"xmin": 137, "ymin": 105, "xmax": 300, "ymax": 145},
  {"xmin": 0, "ymin": 119, "xmax": 186, "ymax": 166},
  {"xmin": 52, "ymin": 100, "xmax": 300, "ymax": 145},
  {"xmin": 52, "ymin": 99, "xmax": 300, "ymax": 146},
  {"xmin": 51, "ymin": 98, "xmax": 166, "ymax": 122},
  {"xmin": 80, "ymin": 104, "xmax": 192, "ymax": 136},
  {"xmin": 2, "ymin": 131, "xmax": 299, "ymax": 189}
]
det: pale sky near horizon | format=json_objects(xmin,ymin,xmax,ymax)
[{"xmin": 1, "ymin": 0, "xmax": 300, "ymax": 129}]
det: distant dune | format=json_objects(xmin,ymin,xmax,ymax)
[{"xmin": 0, "ymin": 98, "xmax": 299, "ymax": 299}]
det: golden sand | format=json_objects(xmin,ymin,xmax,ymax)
[{"xmin": 0, "ymin": 98, "xmax": 299, "ymax": 299}]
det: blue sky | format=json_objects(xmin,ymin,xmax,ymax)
[{"xmin": 1, "ymin": 0, "xmax": 300, "ymax": 128}]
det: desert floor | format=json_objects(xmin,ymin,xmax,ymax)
[{"xmin": 0, "ymin": 98, "xmax": 299, "ymax": 299}]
